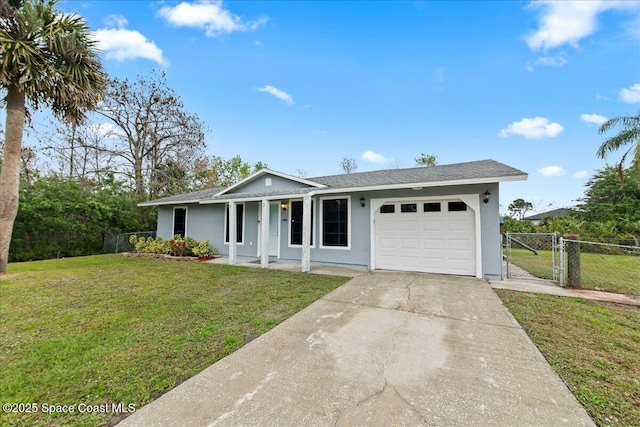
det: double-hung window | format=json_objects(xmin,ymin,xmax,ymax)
[
  {"xmin": 321, "ymin": 197, "xmax": 350, "ymax": 248},
  {"xmin": 224, "ymin": 203, "xmax": 244, "ymax": 244}
]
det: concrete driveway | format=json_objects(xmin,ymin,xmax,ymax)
[{"xmin": 118, "ymin": 272, "xmax": 594, "ymax": 426}]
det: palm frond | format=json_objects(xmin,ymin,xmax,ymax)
[
  {"xmin": 0, "ymin": 0, "xmax": 106, "ymax": 123},
  {"xmin": 596, "ymin": 110, "xmax": 640, "ymax": 183}
]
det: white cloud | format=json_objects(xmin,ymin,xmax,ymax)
[
  {"xmin": 361, "ymin": 150, "xmax": 392, "ymax": 164},
  {"xmin": 538, "ymin": 166, "xmax": 567, "ymax": 177},
  {"xmin": 526, "ymin": 52, "xmax": 569, "ymax": 71},
  {"xmin": 256, "ymin": 85, "xmax": 293, "ymax": 105},
  {"xmin": 574, "ymin": 170, "xmax": 589, "ymax": 179},
  {"xmin": 93, "ymin": 17, "xmax": 167, "ymax": 66},
  {"xmin": 157, "ymin": 1, "xmax": 268, "ymax": 37},
  {"xmin": 498, "ymin": 117, "xmax": 564, "ymax": 139},
  {"xmin": 580, "ymin": 113, "xmax": 607, "ymax": 126},
  {"xmin": 619, "ymin": 83, "xmax": 640, "ymax": 103},
  {"xmin": 524, "ymin": 1, "xmax": 639, "ymax": 51},
  {"xmin": 104, "ymin": 14, "xmax": 128, "ymax": 28},
  {"xmin": 534, "ymin": 53, "xmax": 568, "ymax": 67}
]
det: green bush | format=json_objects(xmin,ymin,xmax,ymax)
[
  {"xmin": 191, "ymin": 240, "xmax": 217, "ymax": 258},
  {"xmin": 129, "ymin": 235, "xmax": 217, "ymax": 257}
]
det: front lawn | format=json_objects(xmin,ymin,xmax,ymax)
[
  {"xmin": 0, "ymin": 255, "xmax": 349, "ymax": 426},
  {"xmin": 509, "ymin": 248, "xmax": 640, "ymax": 295},
  {"xmin": 497, "ymin": 290, "xmax": 640, "ymax": 426}
]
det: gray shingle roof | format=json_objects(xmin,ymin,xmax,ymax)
[
  {"xmin": 138, "ymin": 187, "xmax": 223, "ymax": 206},
  {"xmin": 139, "ymin": 159, "xmax": 526, "ymax": 206},
  {"xmin": 309, "ymin": 159, "xmax": 526, "ymax": 189},
  {"xmin": 524, "ymin": 208, "xmax": 570, "ymax": 221}
]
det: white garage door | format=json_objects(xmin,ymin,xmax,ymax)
[{"xmin": 374, "ymin": 200, "xmax": 476, "ymax": 276}]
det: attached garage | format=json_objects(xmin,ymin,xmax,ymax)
[{"xmin": 373, "ymin": 198, "xmax": 478, "ymax": 276}]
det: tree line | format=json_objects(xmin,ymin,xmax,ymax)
[{"xmin": 504, "ymin": 166, "xmax": 640, "ymax": 239}]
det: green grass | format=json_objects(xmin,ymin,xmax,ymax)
[
  {"xmin": 0, "ymin": 255, "xmax": 349, "ymax": 426},
  {"xmin": 509, "ymin": 248, "xmax": 640, "ymax": 295},
  {"xmin": 497, "ymin": 290, "xmax": 640, "ymax": 427}
]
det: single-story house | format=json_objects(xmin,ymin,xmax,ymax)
[
  {"xmin": 523, "ymin": 208, "xmax": 569, "ymax": 225},
  {"xmin": 139, "ymin": 159, "xmax": 527, "ymax": 280}
]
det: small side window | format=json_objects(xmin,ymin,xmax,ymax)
[
  {"xmin": 448, "ymin": 201, "xmax": 467, "ymax": 211},
  {"xmin": 424, "ymin": 203, "xmax": 441, "ymax": 212},
  {"xmin": 380, "ymin": 205, "xmax": 395, "ymax": 213}
]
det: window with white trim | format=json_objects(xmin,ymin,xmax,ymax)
[
  {"xmin": 321, "ymin": 198, "xmax": 349, "ymax": 247},
  {"xmin": 224, "ymin": 203, "xmax": 244, "ymax": 244},
  {"xmin": 173, "ymin": 207, "xmax": 187, "ymax": 237}
]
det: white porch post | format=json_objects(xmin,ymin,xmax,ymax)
[
  {"xmin": 228, "ymin": 202, "xmax": 237, "ymax": 265},
  {"xmin": 301, "ymin": 194, "xmax": 312, "ymax": 272},
  {"xmin": 260, "ymin": 199, "xmax": 270, "ymax": 268}
]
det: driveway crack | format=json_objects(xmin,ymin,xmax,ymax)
[{"xmin": 405, "ymin": 277, "xmax": 416, "ymax": 312}]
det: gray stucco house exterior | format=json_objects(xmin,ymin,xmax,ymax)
[{"xmin": 139, "ymin": 159, "xmax": 527, "ymax": 280}]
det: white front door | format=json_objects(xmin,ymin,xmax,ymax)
[
  {"xmin": 268, "ymin": 203, "xmax": 279, "ymax": 256},
  {"xmin": 258, "ymin": 202, "xmax": 280, "ymax": 258}
]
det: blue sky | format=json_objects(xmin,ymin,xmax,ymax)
[{"xmin": 34, "ymin": 1, "xmax": 640, "ymax": 212}]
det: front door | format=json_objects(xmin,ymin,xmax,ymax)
[
  {"xmin": 258, "ymin": 202, "xmax": 280, "ymax": 258},
  {"xmin": 268, "ymin": 203, "xmax": 279, "ymax": 256}
]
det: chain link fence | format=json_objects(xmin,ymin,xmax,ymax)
[
  {"xmin": 560, "ymin": 238, "xmax": 639, "ymax": 293},
  {"xmin": 505, "ymin": 232, "xmax": 639, "ymax": 294},
  {"xmin": 504, "ymin": 233, "xmax": 559, "ymax": 281},
  {"xmin": 103, "ymin": 231, "xmax": 155, "ymax": 254}
]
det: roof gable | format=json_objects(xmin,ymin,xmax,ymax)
[{"xmin": 215, "ymin": 168, "xmax": 326, "ymax": 196}]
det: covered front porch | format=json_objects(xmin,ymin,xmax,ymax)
[
  {"xmin": 214, "ymin": 197, "xmax": 314, "ymax": 272},
  {"xmin": 203, "ymin": 254, "xmax": 365, "ymax": 277}
]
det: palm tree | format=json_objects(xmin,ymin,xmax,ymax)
[
  {"xmin": 597, "ymin": 110, "xmax": 640, "ymax": 183},
  {"xmin": 0, "ymin": 0, "xmax": 106, "ymax": 273}
]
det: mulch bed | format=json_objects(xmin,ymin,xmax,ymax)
[{"xmin": 121, "ymin": 252, "xmax": 220, "ymax": 262}]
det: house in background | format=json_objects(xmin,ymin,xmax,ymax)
[
  {"xmin": 523, "ymin": 208, "xmax": 570, "ymax": 226},
  {"xmin": 139, "ymin": 159, "xmax": 527, "ymax": 280}
]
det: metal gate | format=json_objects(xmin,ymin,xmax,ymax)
[{"xmin": 505, "ymin": 232, "xmax": 561, "ymax": 283}]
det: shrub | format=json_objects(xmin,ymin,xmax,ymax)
[
  {"xmin": 191, "ymin": 240, "xmax": 217, "ymax": 258},
  {"xmin": 129, "ymin": 235, "xmax": 217, "ymax": 257},
  {"xmin": 168, "ymin": 235, "xmax": 188, "ymax": 256}
]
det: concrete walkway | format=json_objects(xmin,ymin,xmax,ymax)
[
  {"xmin": 118, "ymin": 272, "xmax": 594, "ymax": 426},
  {"xmin": 492, "ymin": 278, "xmax": 640, "ymax": 307},
  {"xmin": 497, "ymin": 260, "xmax": 640, "ymax": 307}
]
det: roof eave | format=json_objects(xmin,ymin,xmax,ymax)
[
  {"xmin": 310, "ymin": 174, "xmax": 528, "ymax": 195},
  {"xmin": 197, "ymin": 174, "xmax": 527, "ymax": 203},
  {"xmin": 137, "ymin": 199, "xmax": 202, "ymax": 207}
]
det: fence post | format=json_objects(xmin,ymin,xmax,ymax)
[
  {"xmin": 564, "ymin": 234, "xmax": 581, "ymax": 288},
  {"xmin": 505, "ymin": 232, "xmax": 511, "ymax": 279},
  {"xmin": 558, "ymin": 237, "xmax": 565, "ymax": 287}
]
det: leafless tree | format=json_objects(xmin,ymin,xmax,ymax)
[
  {"xmin": 40, "ymin": 120, "xmax": 118, "ymax": 185},
  {"xmin": 340, "ymin": 157, "xmax": 358, "ymax": 174},
  {"xmin": 96, "ymin": 70, "xmax": 207, "ymax": 198}
]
